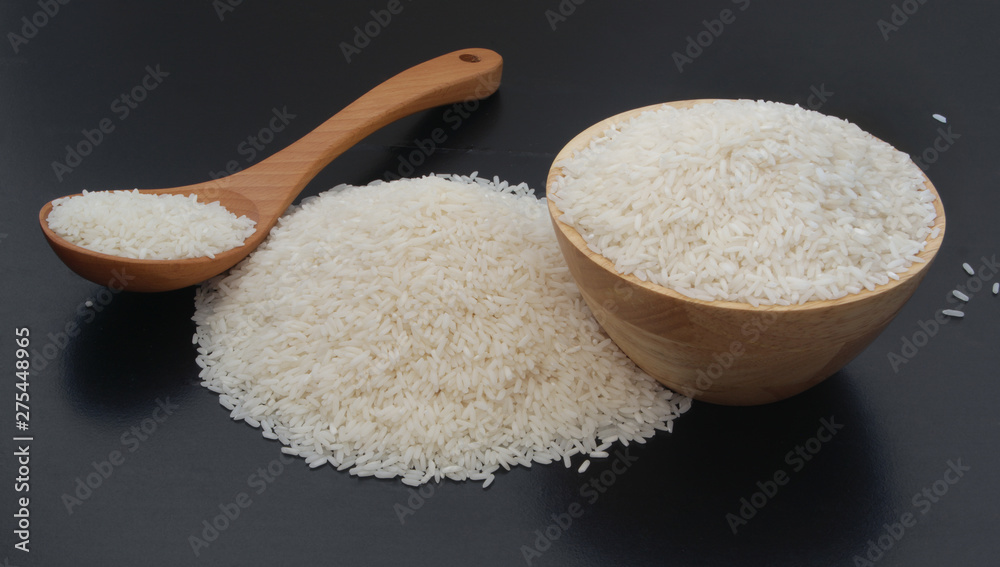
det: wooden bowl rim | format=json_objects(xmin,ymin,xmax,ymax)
[{"xmin": 546, "ymin": 99, "xmax": 947, "ymax": 313}]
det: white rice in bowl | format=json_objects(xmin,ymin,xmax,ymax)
[
  {"xmin": 193, "ymin": 174, "xmax": 689, "ymax": 487},
  {"xmin": 550, "ymin": 99, "xmax": 939, "ymax": 305},
  {"xmin": 47, "ymin": 189, "xmax": 256, "ymax": 260}
]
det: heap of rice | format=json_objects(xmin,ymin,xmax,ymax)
[
  {"xmin": 47, "ymin": 189, "xmax": 256, "ymax": 259},
  {"xmin": 193, "ymin": 174, "xmax": 689, "ymax": 487},
  {"xmin": 550, "ymin": 99, "xmax": 939, "ymax": 305}
]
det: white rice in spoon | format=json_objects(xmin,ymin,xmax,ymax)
[{"xmin": 47, "ymin": 189, "xmax": 256, "ymax": 259}]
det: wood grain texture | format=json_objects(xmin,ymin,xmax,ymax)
[
  {"xmin": 38, "ymin": 48, "xmax": 503, "ymax": 292},
  {"xmin": 547, "ymin": 101, "xmax": 946, "ymax": 405}
]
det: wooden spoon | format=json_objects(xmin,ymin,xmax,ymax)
[{"xmin": 39, "ymin": 48, "xmax": 503, "ymax": 292}]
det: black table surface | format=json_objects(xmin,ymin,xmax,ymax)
[{"xmin": 2, "ymin": 1, "xmax": 998, "ymax": 566}]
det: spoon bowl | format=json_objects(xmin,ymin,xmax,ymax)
[{"xmin": 39, "ymin": 48, "xmax": 503, "ymax": 292}]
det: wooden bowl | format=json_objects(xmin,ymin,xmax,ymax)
[{"xmin": 546, "ymin": 100, "xmax": 946, "ymax": 405}]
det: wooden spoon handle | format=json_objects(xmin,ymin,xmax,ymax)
[{"xmin": 237, "ymin": 48, "xmax": 503, "ymax": 217}]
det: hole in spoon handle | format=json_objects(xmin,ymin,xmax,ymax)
[{"xmin": 459, "ymin": 53, "xmax": 481, "ymax": 63}]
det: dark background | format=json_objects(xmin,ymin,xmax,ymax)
[{"xmin": 1, "ymin": 1, "xmax": 998, "ymax": 566}]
